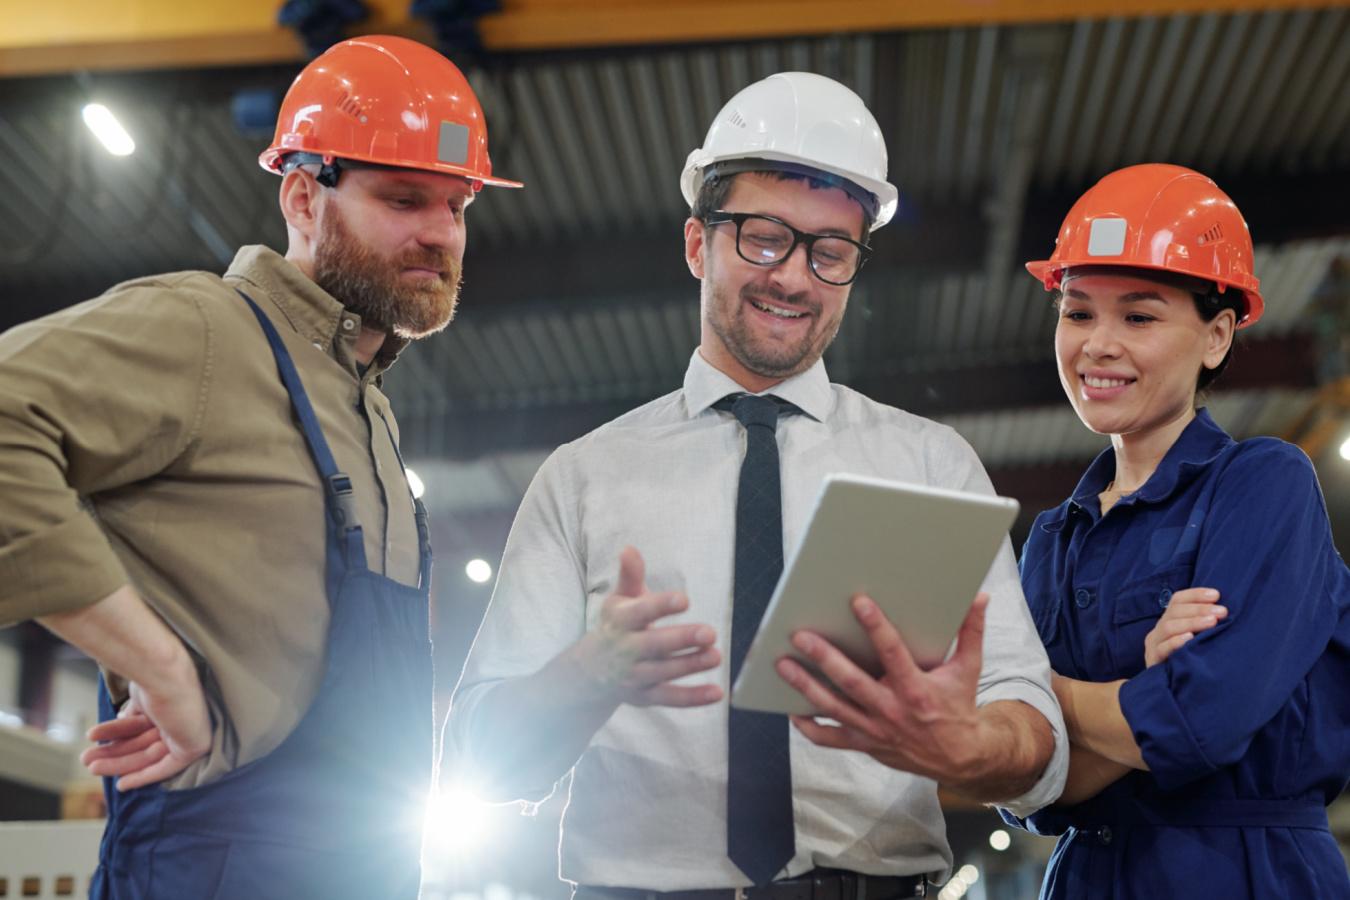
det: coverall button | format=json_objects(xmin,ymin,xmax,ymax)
[
  {"xmin": 342, "ymin": 318, "xmax": 356, "ymax": 331},
  {"xmin": 1159, "ymin": 588, "xmax": 1173, "ymax": 608},
  {"xmin": 1075, "ymin": 588, "xmax": 1093, "ymax": 608},
  {"xmin": 1098, "ymin": 825, "xmax": 1114, "ymax": 845}
]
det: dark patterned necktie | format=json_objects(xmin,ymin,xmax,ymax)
[{"xmin": 715, "ymin": 393, "xmax": 797, "ymax": 887}]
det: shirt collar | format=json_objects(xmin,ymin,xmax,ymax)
[
  {"xmin": 681, "ymin": 349, "xmax": 834, "ymax": 422},
  {"xmin": 1050, "ymin": 408, "xmax": 1234, "ymax": 527},
  {"xmin": 223, "ymin": 245, "xmax": 410, "ymax": 379}
]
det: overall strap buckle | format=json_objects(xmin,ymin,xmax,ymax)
[{"xmin": 325, "ymin": 473, "xmax": 362, "ymax": 532}]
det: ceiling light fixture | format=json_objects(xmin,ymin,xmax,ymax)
[{"xmin": 82, "ymin": 103, "xmax": 135, "ymax": 156}]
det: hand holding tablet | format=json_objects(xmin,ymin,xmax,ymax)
[{"xmin": 729, "ymin": 473, "xmax": 1018, "ymax": 717}]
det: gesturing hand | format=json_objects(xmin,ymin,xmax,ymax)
[
  {"xmin": 81, "ymin": 670, "xmax": 212, "ymax": 791},
  {"xmin": 1145, "ymin": 587, "xmax": 1226, "ymax": 667},
  {"xmin": 577, "ymin": 546, "xmax": 723, "ymax": 709},
  {"xmin": 776, "ymin": 593, "xmax": 991, "ymax": 788}
]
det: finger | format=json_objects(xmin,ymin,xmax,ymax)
[
  {"xmin": 616, "ymin": 546, "xmax": 646, "ymax": 598},
  {"xmin": 86, "ymin": 714, "xmax": 155, "ymax": 743},
  {"xmin": 1160, "ymin": 633, "xmax": 1194, "ymax": 657},
  {"xmin": 1168, "ymin": 587, "xmax": 1220, "ymax": 606},
  {"xmin": 849, "ymin": 595, "xmax": 924, "ymax": 680},
  {"xmin": 774, "ymin": 656, "xmax": 875, "ymax": 734},
  {"xmin": 629, "ymin": 648, "xmax": 722, "ymax": 685},
  {"xmin": 607, "ymin": 591, "xmax": 690, "ymax": 632},
  {"xmin": 81, "ymin": 728, "xmax": 162, "ymax": 765},
  {"xmin": 789, "ymin": 715, "xmax": 870, "ymax": 753},
  {"xmin": 636, "ymin": 623, "xmax": 717, "ymax": 659},
  {"xmin": 639, "ymin": 682, "xmax": 723, "ymax": 708},
  {"xmin": 1159, "ymin": 614, "xmax": 1222, "ymax": 636},
  {"xmin": 943, "ymin": 593, "xmax": 988, "ymax": 679},
  {"xmin": 116, "ymin": 753, "xmax": 194, "ymax": 792},
  {"xmin": 786, "ymin": 625, "xmax": 891, "ymax": 718},
  {"xmin": 1161, "ymin": 599, "xmax": 1228, "ymax": 621},
  {"xmin": 88, "ymin": 740, "xmax": 170, "ymax": 779}
]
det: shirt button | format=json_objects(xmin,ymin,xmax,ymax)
[
  {"xmin": 1159, "ymin": 588, "xmax": 1173, "ymax": 608},
  {"xmin": 1075, "ymin": 588, "xmax": 1093, "ymax": 608},
  {"xmin": 1098, "ymin": 825, "xmax": 1114, "ymax": 846},
  {"xmin": 342, "ymin": 318, "xmax": 356, "ymax": 331}
]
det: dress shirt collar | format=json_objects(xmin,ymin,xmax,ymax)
[
  {"xmin": 1048, "ymin": 408, "xmax": 1235, "ymax": 529},
  {"xmin": 681, "ymin": 349, "xmax": 834, "ymax": 423},
  {"xmin": 224, "ymin": 245, "xmax": 410, "ymax": 379}
]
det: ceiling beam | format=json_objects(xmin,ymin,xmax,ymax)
[
  {"xmin": 481, "ymin": 0, "xmax": 1350, "ymax": 51},
  {"xmin": 6, "ymin": 0, "xmax": 1348, "ymax": 76}
]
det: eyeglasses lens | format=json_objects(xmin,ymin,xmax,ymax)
[{"xmin": 735, "ymin": 216, "xmax": 860, "ymax": 285}]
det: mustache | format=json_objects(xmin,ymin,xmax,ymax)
[
  {"xmin": 741, "ymin": 283, "xmax": 817, "ymax": 314},
  {"xmin": 398, "ymin": 249, "xmax": 460, "ymax": 280}
]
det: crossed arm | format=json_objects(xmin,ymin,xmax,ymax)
[{"xmin": 1047, "ymin": 587, "xmax": 1227, "ymax": 805}]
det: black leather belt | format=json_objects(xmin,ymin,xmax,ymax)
[{"xmin": 574, "ymin": 868, "xmax": 927, "ymax": 900}]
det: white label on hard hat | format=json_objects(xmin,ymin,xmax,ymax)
[
  {"xmin": 438, "ymin": 122, "xmax": 470, "ymax": 165},
  {"xmin": 1087, "ymin": 218, "xmax": 1128, "ymax": 256}
]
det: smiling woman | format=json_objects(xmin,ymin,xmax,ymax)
[{"xmin": 1003, "ymin": 164, "xmax": 1350, "ymax": 899}]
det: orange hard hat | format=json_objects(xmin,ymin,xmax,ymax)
[
  {"xmin": 259, "ymin": 35, "xmax": 520, "ymax": 190},
  {"xmin": 1026, "ymin": 164, "xmax": 1263, "ymax": 327}
]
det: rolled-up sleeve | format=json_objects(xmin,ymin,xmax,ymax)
[
  {"xmin": 933, "ymin": 428, "xmax": 1069, "ymax": 816},
  {"xmin": 0, "ymin": 282, "xmax": 211, "ymax": 625}
]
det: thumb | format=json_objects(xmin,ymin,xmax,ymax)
[
  {"xmin": 948, "ymin": 592, "xmax": 988, "ymax": 676},
  {"xmin": 617, "ymin": 546, "xmax": 646, "ymax": 598}
]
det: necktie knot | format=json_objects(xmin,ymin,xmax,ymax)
[{"xmin": 715, "ymin": 393, "xmax": 799, "ymax": 432}]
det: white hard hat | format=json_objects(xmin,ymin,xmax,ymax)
[{"xmin": 680, "ymin": 72, "xmax": 898, "ymax": 231}]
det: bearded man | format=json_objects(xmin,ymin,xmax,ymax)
[{"xmin": 0, "ymin": 36, "xmax": 518, "ymax": 900}]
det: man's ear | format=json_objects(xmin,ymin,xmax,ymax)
[
  {"xmin": 685, "ymin": 217, "xmax": 707, "ymax": 279},
  {"xmin": 279, "ymin": 167, "xmax": 323, "ymax": 240}
]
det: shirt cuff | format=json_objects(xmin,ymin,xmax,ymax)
[
  {"xmin": 0, "ymin": 513, "xmax": 129, "ymax": 626},
  {"xmin": 978, "ymin": 680, "xmax": 1069, "ymax": 817},
  {"xmin": 1118, "ymin": 665, "xmax": 1212, "ymax": 791}
]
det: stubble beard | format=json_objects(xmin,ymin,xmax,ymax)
[
  {"xmin": 312, "ymin": 206, "xmax": 463, "ymax": 340},
  {"xmin": 705, "ymin": 275, "xmax": 844, "ymax": 379}
]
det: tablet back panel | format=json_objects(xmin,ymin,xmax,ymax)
[{"xmin": 730, "ymin": 473, "xmax": 1018, "ymax": 716}]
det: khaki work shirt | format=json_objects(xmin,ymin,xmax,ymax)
[{"xmin": 0, "ymin": 245, "xmax": 421, "ymax": 787}]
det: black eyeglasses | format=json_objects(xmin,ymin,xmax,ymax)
[{"xmin": 704, "ymin": 211, "xmax": 871, "ymax": 286}]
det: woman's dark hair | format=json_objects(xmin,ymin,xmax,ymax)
[{"xmin": 1193, "ymin": 288, "xmax": 1246, "ymax": 395}]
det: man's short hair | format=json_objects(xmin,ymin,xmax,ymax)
[{"xmin": 690, "ymin": 166, "xmax": 875, "ymax": 243}]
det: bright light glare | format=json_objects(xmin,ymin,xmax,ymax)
[
  {"xmin": 957, "ymin": 864, "xmax": 980, "ymax": 884},
  {"xmin": 405, "ymin": 468, "xmax": 425, "ymax": 499},
  {"xmin": 423, "ymin": 786, "xmax": 493, "ymax": 854},
  {"xmin": 1340, "ymin": 435, "xmax": 1350, "ymax": 461},
  {"xmin": 989, "ymin": 828, "xmax": 1012, "ymax": 851},
  {"xmin": 466, "ymin": 558, "xmax": 492, "ymax": 583},
  {"xmin": 82, "ymin": 104, "xmax": 135, "ymax": 156},
  {"xmin": 938, "ymin": 878, "xmax": 968, "ymax": 900}
]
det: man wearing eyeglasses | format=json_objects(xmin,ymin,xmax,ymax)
[{"xmin": 448, "ymin": 73, "xmax": 1065, "ymax": 898}]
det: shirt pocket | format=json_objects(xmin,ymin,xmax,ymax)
[{"xmin": 1110, "ymin": 563, "xmax": 1193, "ymax": 674}]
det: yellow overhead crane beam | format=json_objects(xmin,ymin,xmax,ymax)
[{"xmin": 2, "ymin": 0, "xmax": 1345, "ymax": 77}]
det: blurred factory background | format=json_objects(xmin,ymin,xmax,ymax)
[{"xmin": 3, "ymin": 0, "xmax": 1350, "ymax": 897}]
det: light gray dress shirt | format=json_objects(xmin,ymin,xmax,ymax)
[{"xmin": 449, "ymin": 351, "xmax": 1067, "ymax": 890}]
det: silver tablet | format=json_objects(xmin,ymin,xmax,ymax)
[{"xmin": 729, "ymin": 473, "xmax": 1019, "ymax": 716}]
